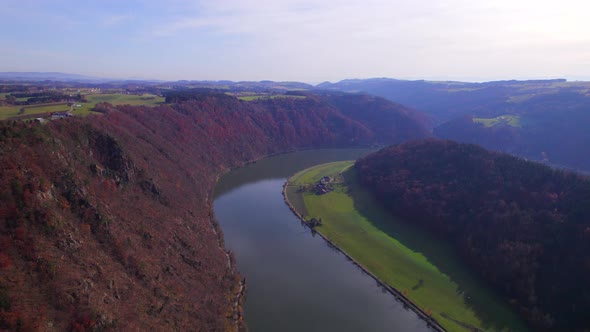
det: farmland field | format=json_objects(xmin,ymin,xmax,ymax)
[
  {"xmin": 0, "ymin": 93, "xmax": 164, "ymax": 120},
  {"xmin": 473, "ymin": 114, "xmax": 521, "ymax": 127}
]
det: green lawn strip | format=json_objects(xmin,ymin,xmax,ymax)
[
  {"xmin": 284, "ymin": 186, "xmax": 308, "ymax": 217},
  {"xmin": 505, "ymin": 115, "xmax": 521, "ymax": 127},
  {"xmin": 269, "ymin": 94, "xmax": 306, "ymax": 99},
  {"xmin": 289, "ymin": 161, "xmax": 347, "ymax": 185},
  {"xmin": 473, "ymin": 115, "xmax": 521, "ymax": 128},
  {"xmin": 236, "ymin": 95, "xmax": 262, "ymax": 101},
  {"xmin": 303, "ymin": 190, "xmax": 478, "ymax": 332},
  {"xmin": 84, "ymin": 93, "xmax": 164, "ymax": 106},
  {"xmin": 286, "ymin": 161, "xmax": 527, "ymax": 332}
]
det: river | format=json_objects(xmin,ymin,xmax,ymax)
[{"xmin": 214, "ymin": 149, "xmax": 432, "ymax": 332}]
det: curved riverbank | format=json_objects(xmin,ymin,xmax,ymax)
[
  {"xmin": 214, "ymin": 149, "xmax": 433, "ymax": 332},
  {"xmin": 282, "ymin": 160, "xmax": 527, "ymax": 332},
  {"xmin": 282, "ymin": 179, "xmax": 448, "ymax": 332}
]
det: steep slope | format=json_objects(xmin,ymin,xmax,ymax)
[
  {"xmin": 0, "ymin": 92, "xmax": 429, "ymax": 330},
  {"xmin": 356, "ymin": 140, "xmax": 590, "ymax": 331},
  {"xmin": 318, "ymin": 78, "xmax": 576, "ymax": 123},
  {"xmin": 320, "ymin": 78, "xmax": 590, "ymax": 172},
  {"xmin": 435, "ymin": 92, "xmax": 590, "ymax": 172}
]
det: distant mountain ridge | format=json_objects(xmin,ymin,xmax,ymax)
[
  {"xmin": 317, "ymin": 77, "xmax": 576, "ymax": 123},
  {"xmin": 0, "ymin": 72, "xmax": 111, "ymax": 82},
  {"xmin": 0, "ymin": 72, "xmax": 316, "ymax": 90},
  {"xmin": 319, "ymin": 77, "xmax": 590, "ymax": 173}
]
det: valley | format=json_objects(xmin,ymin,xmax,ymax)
[
  {"xmin": 1, "ymin": 78, "xmax": 589, "ymax": 331},
  {"xmin": 4, "ymin": 1, "xmax": 590, "ymax": 330}
]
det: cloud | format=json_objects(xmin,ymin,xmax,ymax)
[
  {"xmin": 102, "ymin": 14, "xmax": 134, "ymax": 27},
  {"xmin": 2, "ymin": 0, "xmax": 590, "ymax": 81}
]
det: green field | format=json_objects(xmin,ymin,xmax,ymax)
[
  {"xmin": 473, "ymin": 114, "xmax": 521, "ymax": 128},
  {"xmin": 0, "ymin": 103, "xmax": 71, "ymax": 120},
  {"xmin": 76, "ymin": 93, "xmax": 164, "ymax": 114},
  {"xmin": 286, "ymin": 161, "xmax": 527, "ymax": 332},
  {"xmin": 0, "ymin": 93, "xmax": 164, "ymax": 120}
]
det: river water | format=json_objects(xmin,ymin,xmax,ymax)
[{"xmin": 214, "ymin": 149, "xmax": 432, "ymax": 332}]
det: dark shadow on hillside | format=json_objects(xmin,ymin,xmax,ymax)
[{"xmin": 342, "ymin": 167, "xmax": 528, "ymax": 332}]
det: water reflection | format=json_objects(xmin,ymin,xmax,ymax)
[{"xmin": 214, "ymin": 149, "xmax": 431, "ymax": 332}]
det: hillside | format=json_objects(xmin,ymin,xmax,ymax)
[
  {"xmin": 320, "ymin": 78, "xmax": 590, "ymax": 172},
  {"xmin": 0, "ymin": 92, "xmax": 429, "ymax": 330},
  {"xmin": 434, "ymin": 91, "xmax": 590, "ymax": 172},
  {"xmin": 317, "ymin": 78, "xmax": 581, "ymax": 123},
  {"xmin": 356, "ymin": 140, "xmax": 590, "ymax": 331}
]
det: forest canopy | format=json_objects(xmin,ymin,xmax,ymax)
[{"xmin": 356, "ymin": 139, "xmax": 590, "ymax": 331}]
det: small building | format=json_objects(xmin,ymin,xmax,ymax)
[
  {"xmin": 50, "ymin": 111, "xmax": 73, "ymax": 119},
  {"xmin": 316, "ymin": 176, "xmax": 333, "ymax": 195}
]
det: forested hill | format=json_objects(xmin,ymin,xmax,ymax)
[
  {"xmin": 356, "ymin": 140, "xmax": 590, "ymax": 331},
  {"xmin": 0, "ymin": 92, "xmax": 429, "ymax": 330},
  {"xmin": 319, "ymin": 78, "xmax": 590, "ymax": 172}
]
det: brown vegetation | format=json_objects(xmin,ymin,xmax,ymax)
[
  {"xmin": 356, "ymin": 139, "xmax": 590, "ymax": 331},
  {"xmin": 0, "ymin": 92, "xmax": 428, "ymax": 330}
]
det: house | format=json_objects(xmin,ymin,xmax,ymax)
[
  {"xmin": 50, "ymin": 111, "xmax": 73, "ymax": 119},
  {"xmin": 316, "ymin": 183, "xmax": 330, "ymax": 194},
  {"xmin": 315, "ymin": 176, "xmax": 333, "ymax": 195}
]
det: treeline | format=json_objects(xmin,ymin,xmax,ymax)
[
  {"xmin": 4, "ymin": 91, "xmax": 85, "ymax": 105},
  {"xmin": 0, "ymin": 92, "xmax": 429, "ymax": 330},
  {"xmin": 163, "ymin": 89, "xmax": 236, "ymax": 104},
  {"xmin": 356, "ymin": 139, "xmax": 590, "ymax": 331}
]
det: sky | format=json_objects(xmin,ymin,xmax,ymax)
[{"xmin": 2, "ymin": 0, "xmax": 590, "ymax": 83}]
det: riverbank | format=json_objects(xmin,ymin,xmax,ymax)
[
  {"xmin": 211, "ymin": 149, "xmax": 377, "ymax": 331},
  {"xmin": 283, "ymin": 161, "xmax": 527, "ymax": 332},
  {"xmin": 282, "ymin": 165, "xmax": 447, "ymax": 332},
  {"xmin": 215, "ymin": 149, "xmax": 436, "ymax": 331}
]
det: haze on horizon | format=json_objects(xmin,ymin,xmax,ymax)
[{"xmin": 2, "ymin": 0, "xmax": 590, "ymax": 83}]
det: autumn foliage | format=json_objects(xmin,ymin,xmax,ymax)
[
  {"xmin": 0, "ymin": 92, "xmax": 428, "ymax": 330},
  {"xmin": 356, "ymin": 139, "xmax": 590, "ymax": 331}
]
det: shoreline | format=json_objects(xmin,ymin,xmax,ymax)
[
  {"xmin": 209, "ymin": 147, "xmax": 378, "ymax": 331},
  {"xmin": 282, "ymin": 180, "xmax": 447, "ymax": 332}
]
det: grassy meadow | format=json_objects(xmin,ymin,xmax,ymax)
[
  {"xmin": 286, "ymin": 161, "xmax": 527, "ymax": 332},
  {"xmin": 0, "ymin": 93, "xmax": 164, "ymax": 120},
  {"xmin": 473, "ymin": 115, "xmax": 522, "ymax": 128}
]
